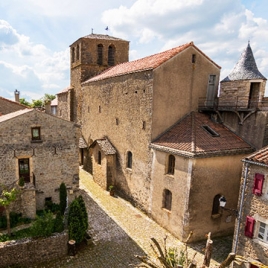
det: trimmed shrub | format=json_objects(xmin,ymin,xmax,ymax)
[
  {"xmin": 77, "ymin": 195, "xmax": 88, "ymax": 231},
  {"xmin": 68, "ymin": 197, "xmax": 88, "ymax": 244},
  {"xmin": 54, "ymin": 211, "xmax": 64, "ymax": 233},
  {"xmin": 31, "ymin": 211, "xmax": 54, "ymax": 238},
  {"xmin": 59, "ymin": 182, "xmax": 67, "ymax": 215}
]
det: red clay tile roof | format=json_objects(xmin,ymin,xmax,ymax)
[
  {"xmin": 244, "ymin": 146, "xmax": 268, "ymax": 165},
  {"xmin": 151, "ymin": 112, "xmax": 253, "ymax": 157},
  {"xmin": 57, "ymin": 86, "xmax": 73, "ymax": 95},
  {"xmin": 83, "ymin": 42, "xmax": 220, "ymax": 83},
  {"xmin": 0, "ymin": 96, "xmax": 30, "ymax": 109}
]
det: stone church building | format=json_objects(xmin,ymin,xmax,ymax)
[{"xmin": 57, "ymin": 34, "xmax": 268, "ymax": 241}]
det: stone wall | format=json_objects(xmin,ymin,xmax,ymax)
[
  {"xmin": 234, "ymin": 163, "xmax": 268, "ymax": 265},
  {"xmin": 0, "ymin": 109, "xmax": 80, "ymax": 213},
  {"xmin": 0, "ymin": 97, "xmax": 28, "ymax": 115},
  {"xmin": 0, "ymin": 232, "xmax": 68, "ymax": 268}
]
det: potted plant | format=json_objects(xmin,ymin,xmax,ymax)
[{"xmin": 109, "ymin": 185, "xmax": 115, "ymax": 196}]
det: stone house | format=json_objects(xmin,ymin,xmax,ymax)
[
  {"xmin": 0, "ymin": 90, "xmax": 29, "ymax": 115},
  {"xmin": 0, "ymin": 108, "xmax": 80, "ymax": 218},
  {"xmin": 57, "ymin": 34, "xmax": 268, "ymax": 242},
  {"xmin": 150, "ymin": 112, "xmax": 253, "ymax": 241},
  {"xmin": 232, "ymin": 146, "xmax": 268, "ymax": 266}
]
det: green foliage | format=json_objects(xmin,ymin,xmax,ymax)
[
  {"xmin": 31, "ymin": 99, "xmax": 43, "ymax": 108},
  {"xmin": 18, "ymin": 177, "xmax": 25, "ymax": 187},
  {"xmin": 77, "ymin": 195, "xmax": 88, "ymax": 231},
  {"xmin": 53, "ymin": 211, "xmax": 64, "ymax": 233},
  {"xmin": 0, "ymin": 188, "xmax": 19, "ymax": 207},
  {"xmin": 59, "ymin": 182, "xmax": 67, "ymax": 215},
  {"xmin": 43, "ymin": 93, "xmax": 56, "ymax": 104},
  {"xmin": 31, "ymin": 211, "xmax": 54, "ymax": 238},
  {"xmin": 0, "ymin": 227, "xmax": 32, "ymax": 242},
  {"xmin": 68, "ymin": 197, "xmax": 88, "ymax": 244},
  {"xmin": 19, "ymin": 98, "xmax": 31, "ymax": 107},
  {"xmin": 44, "ymin": 200, "xmax": 60, "ymax": 213},
  {"xmin": 166, "ymin": 247, "xmax": 179, "ymax": 267},
  {"xmin": 0, "ymin": 215, "xmax": 7, "ymax": 229}
]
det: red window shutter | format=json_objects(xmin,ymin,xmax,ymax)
[
  {"xmin": 245, "ymin": 216, "xmax": 255, "ymax": 238},
  {"xmin": 253, "ymin": 173, "xmax": 264, "ymax": 196}
]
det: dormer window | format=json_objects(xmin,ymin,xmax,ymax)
[
  {"xmin": 31, "ymin": 127, "xmax": 41, "ymax": 141},
  {"xmin": 202, "ymin": 125, "xmax": 220, "ymax": 137}
]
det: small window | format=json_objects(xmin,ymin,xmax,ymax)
[
  {"xmin": 258, "ymin": 222, "xmax": 268, "ymax": 243},
  {"xmin": 97, "ymin": 44, "xmax": 103, "ymax": 65},
  {"xmin": 209, "ymin": 75, "xmax": 216, "ymax": 85},
  {"xmin": 18, "ymin": 158, "xmax": 30, "ymax": 183},
  {"xmin": 88, "ymin": 106, "xmax": 90, "ymax": 113},
  {"xmin": 253, "ymin": 173, "xmax": 264, "ymax": 196},
  {"xmin": 127, "ymin": 151, "xmax": 132, "ymax": 169},
  {"xmin": 99, "ymin": 106, "xmax": 101, "ymax": 113},
  {"xmin": 31, "ymin": 127, "xmax": 41, "ymax": 140},
  {"xmin": 211, "ymin": 194, "xmax": 221, "ymax": 215},
  {"xmin": 142, "ymin": 121, "xmax": 146, "ymax": 130},
  {"xmin": 192, "ymin": 54, "xmax": 196, "ymax": 63},
  {"xmin": 163, "ymin": 189, "xmax": 172, "ymax": 211},
  {"xmin": 98, "ymin": 151, "xmax": 101, "ymax": 165},
  {"xmin": 245, "ymin": 216, "xmax": 255, "ymax": 238},
  {"xmin": 76, "ymin": 44, "xmax": 80, "ymax": 61},
  {"xmin": 108, "ymin": 45, "xmax": 115, "ymax": 66},
  {"xmin": 202, "ymin": 125, "xmax": 220, "ymax": 137},
  {"xmin": 72, "ymin": 47, "xmax": 75, "ymax": 63},
  {"xmin": 167, "ymin": 155, "xmax": 175, "ymax": 175},
  {"xmin": 116, "ymin": 118, "xmax": 119, "ymax": 125}
]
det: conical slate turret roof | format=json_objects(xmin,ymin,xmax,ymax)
[{"xmin": 222, "ymin": 43, "xmax": 266, "ymax": 82}]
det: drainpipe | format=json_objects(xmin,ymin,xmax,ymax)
[{"xmin": 233, "ymin": 162, "xmax": 249, "ymax": 253}]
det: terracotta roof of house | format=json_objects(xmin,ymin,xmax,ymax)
[
  {"xmin": 83, "ymin": 42, "xmax": 220, "ymax": 83},
  {"xmin": 244, "ymin": 146, "xmax": 268, "ymax": 165},
  {"xmin": 57, "ymin": 86, "xmax": 73, "ymax": 95},
  {"xmin": 51, "ymin": 97, "xmax": 58, "ymax": 106},
  {"xmin": 222, "ymin": 43, "xmax": 266, "ymax": 82},
  {"xmin": 151, "ymin": 112, "xmax": 253, "ymax": 157},
  {"xmin": 90, "ymin": 137, "xmax": 116, "ymax": 155},
  {"xmin": 0, "ymin": 96, "xmax": 30, "ymax": 109},
  {"xmin": 0, "ymin": 108, "xmax": 33, "ymax": 123}
]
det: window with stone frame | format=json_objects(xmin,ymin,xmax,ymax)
[
  {"xmin": 31, "ymin": 127, "xmax": 41, "ymax": 141},
  {"xmin": 167, "ymin": 154, "xmax": 175, "ymax": 175},
  {"xmin": 257, "ymin": 221, "xmax": 268, "ymax": 243},
  {"xmin": 76, "ymin": 44, "xmax": 80, "ymax": 61},
  {"xmin": 163, "ymin": 189, "xmax": 172, "ymax": 211}
]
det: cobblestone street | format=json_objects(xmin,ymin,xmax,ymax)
[{"xmin": 32, "ymin": 169, "xmax": 232, "ymax": 268}]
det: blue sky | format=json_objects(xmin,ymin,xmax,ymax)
[{"xmin": 0, "ymin": 0, "xmax": 268, "ymax": 101}]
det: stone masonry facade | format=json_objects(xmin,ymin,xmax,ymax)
[{"xmin": 0, "ymin": 109, "xmax": 80, "ymax": 217}]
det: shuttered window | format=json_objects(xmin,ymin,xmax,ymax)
[
  {"xmin": 253, "ymin": 173, "xmax": 264, "ymax": 196},
  {"xmin": 245, "ymin": 216, "xmax": 255, "ymax": 238}
]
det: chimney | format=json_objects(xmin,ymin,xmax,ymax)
[
  {"xmin": 45, "ymin": 100, "xmax": 51, "ymax": 114},
  {"xmin": 14, "ymin": 89, "xmax": 20, "ymax": 102}
]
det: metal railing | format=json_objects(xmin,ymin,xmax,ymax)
[{"xmin": 198, "ymin": 97, "xmax": 268, "ymax": 111}]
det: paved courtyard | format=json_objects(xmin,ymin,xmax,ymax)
[{"xmin": 31, "ymin": 168, "xmax": 232, "ymax": 267}]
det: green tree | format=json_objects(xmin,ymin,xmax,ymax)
[
  {"xmin": 54, "ymin": 211, "xmax": 64, "ymax": 233},
  {"xmin": 77, "ymin": 195, "xmax": 88, "ymax": 231},
  {"xmin": 0, "ymin": 188, "xmax": 19, "ymax": 235},
  {"xmin": 59, "ymin": 182, "xmax": 67, "ymax": 215},
  {"xmin": 31, "ymin": 99, "xmax": 43, "ymax": 108},
  {"xmin": 68, "ymin": 197, "xmax": 88, "ymax": 244},
  {"xmin": 43, "ymin": 93, "xmax": 56, "ymax": 104},
  {"xmin": 19, "ymin": 98, "xmax": 31, "ymax": 107}
]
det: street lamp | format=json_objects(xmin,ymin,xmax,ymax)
[{"xmin": 219, "ymin": 195, "xmax": 238, "ymax": 216}]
